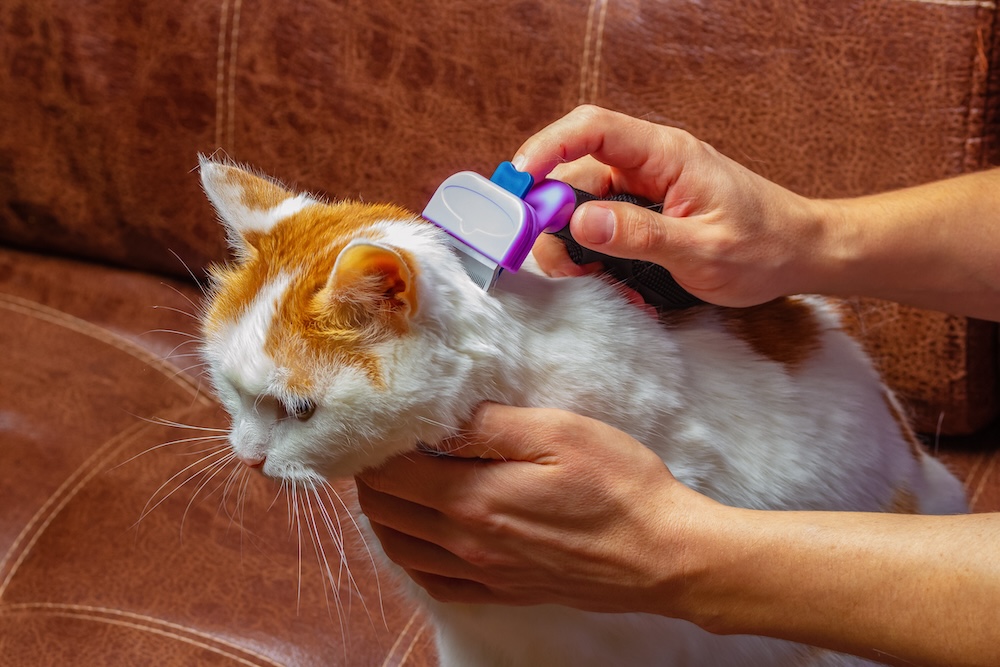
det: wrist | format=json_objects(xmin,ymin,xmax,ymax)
[
  {"xmin": 642, "ymin": 489, "xmax": 740, "ymax": 625},
  {"xmin": 784, "ymin": 195, "xmax": 861, "ymax": 300}
]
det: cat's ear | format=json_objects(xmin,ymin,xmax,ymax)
[
  {"xmin": 318, "ymin": 241, "xmax": 419, "ymax": 324},
  {"xmin": 198, "ymin": 155, "xmax": 312, "ymax": 259}
]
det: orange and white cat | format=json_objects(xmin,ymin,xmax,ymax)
[{"xmin": 198, "ymin": 157, "xmax": 967, "ymax": 667}]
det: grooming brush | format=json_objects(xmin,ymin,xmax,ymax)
[{"xmin": 422, "ymin": 162, "xmax": 705, "ymax": 310}]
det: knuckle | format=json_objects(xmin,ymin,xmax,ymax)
[
  {"xmin": 358, "ymin": 466, "xmax": 386, "ymax": 493},
  {"xmin": 409, "ymin": 571, "xmax": 454, "ymax": 603},
  {"xmin": 456, "ymin": 543, "xmax": 494, "ymax": 569},
  {"xmin": 426, "ymin": 587, "xmax": 454, "ymax": 604},
  {"xmin": 572, "ymin": 103, "xmax": 604, "ymax": 122},
  {"xmin": 452, "ymin": 497, "xmax": 505, "ymax": 535},
  {"xmin": 538, "ymin": 408, "xmax": 580, "ymax": 438},
  {"xmin": 354, "ymin": 480, "xmax": 379, "ymax": 515},
  {"xmin": 521, "ymin": 408, "xmax": 584, "ymax": 451},
  {"xmin": 618, "ymin": 208, "xmax": 664, "ymax": 256}
]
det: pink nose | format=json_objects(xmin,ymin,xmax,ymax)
[{"xmin": 239, "ymin": 455, "xmax": 266, "ymax": 469}]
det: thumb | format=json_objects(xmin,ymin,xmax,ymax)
[
  {"xmin": 437, "ymin": 403, "xmax": 560, "ymax": 463},
  {"xmin": 571, "ymin": 201, "xmax": 684, "ymax": 266}
]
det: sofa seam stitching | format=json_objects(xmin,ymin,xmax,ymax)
[
  {"xmin": 0, "ymin": 293, "xmax": 210, "ymax": 406},
  {"xmin": 1, "ymin": 603, "xmax": 283, "ymax": 667}
]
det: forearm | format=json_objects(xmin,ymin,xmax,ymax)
[
  {"xmin": 678, "ymin": 506, "xmax": 1000, "ymax": 666},
  {"xmin": 807, "ymin": 168, "xmax": 1000, "ymax": 320}
]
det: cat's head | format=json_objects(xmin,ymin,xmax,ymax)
[{"xmin": 198, "ymin": 158, "xmax": 494, "ymax": 483}]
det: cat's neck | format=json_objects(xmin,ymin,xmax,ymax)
[{"xmin": 446, "ymin": 264, "xmax": 686, "ymax": 414}]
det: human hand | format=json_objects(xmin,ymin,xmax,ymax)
[
  {"xmin": 355, "ymin": 403, "xmax": 715, "ymax": 616},
  {"xmin": 516, "ymin": 106, "xmax": 830, "ymax": 307}
]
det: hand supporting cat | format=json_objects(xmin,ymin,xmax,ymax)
[{"xmin": 358, "ymin": 403, "xmax": 705, "ymax": 615}]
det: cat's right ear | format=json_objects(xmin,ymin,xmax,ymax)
[{"xmin": 199, "ymin": 156, "xmax": 311, "ymax": 261}]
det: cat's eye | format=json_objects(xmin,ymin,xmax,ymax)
[{"xmin": 287, "ymin": 398, "xmax": 316, "ymax": 421}]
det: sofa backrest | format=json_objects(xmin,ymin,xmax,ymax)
[
  {"xmin": 2, "ymin": 0, "xmax": 997, "ymax": 433},
  {"xmin": 3, "ymin": 0, "xmax": 996, "ymax": 276}
]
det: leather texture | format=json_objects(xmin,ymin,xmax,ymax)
[
  {"xmin": 1, "ymin": 1, "xmax": 999, "ymax": 665},
  {"xmin": 2, "ymin": 0, "xmax": 997, "ymax": 434},
  {"xmin": 0, "ymin": 246, "xmax": 436, "ymax": 665}
]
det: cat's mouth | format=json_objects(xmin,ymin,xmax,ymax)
[{"xmin": 237, "ymin": 436, "xmax": 424, "ymax": 483}]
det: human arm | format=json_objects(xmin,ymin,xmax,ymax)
[
  {"xmin": 519, "ymin": 105, "xmax": 1000, "ymax": 320},
  {"xmin": 356, "ymin": 403, "xmax": 1000, "ymax": 667},
  {"xmin": 696, "ymin": 505, "xmax": 1000, "ymax": 667}
]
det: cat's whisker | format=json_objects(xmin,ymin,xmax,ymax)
[
  {"xmin": 291, "ymin": 482, "xmax": 305, "ymax": 613},
  {"xmin": 267, "ymin": 478, "xmax": 288, "ymax": 515},
  {"xmin": 151, "ymin": 304, "xmax": 200, "ymax": 321},
  {"xmin": 110, "ymin": 435, "xmax": 229, "ymax": 471},
  {"xmin": 180, "ymin": 451, "xmax": 239, "ymax": 534},
  {"xmin": 144, "ymin": 328, "xmax": 202, "ymax": 340},
  {"xmin": 312, "ymin": 482, "xmax": 374, "ymax": 641},
  {"xmin": 135, "ymin": 447, "xmax": 235, "ymax": 527},
  {"xmin": 415, "ymin": 415, "xmax": 465, "ymax": 432},
  {"xmin": 218, "ymin": 457, "xmax": 250, "ymax": 530},
  {"xmin": 302, "ymin": 486, "xmax": 347, "ymax": 633},
  {"xmin": 320, "ymin": 479, "xmax": 387, "ymax": 630},
  {"xmin": 164, "ymin": 360, "xmax": 213, "ymax": 384},
  {"xmin": 163, "ymin": 351, "xmax": 205, "ymax": 361},
  {"xmin": 236, "ymin": 467, "xmax": 256, "ymax": 538},
  {"xmin": 160, "ymin": 272, "xmax": 208, "ymax": 310},
  {"xmin": 165, "ymin": 248, "xmax": 210, "ymax": 300},
  {"xmin": 183, "ymin": 442, "xmax": 236, "ymax": 457},
  {"xmin": 283, "ymin": 480, "xmax": 297, "ymax": 534},
  {"xmin": 135, "ymin": 416, "xmax": 229, "ymax": 433},
  {"xmin": 310, "ymin": 482, "xmax": 351, "ymax": 587},
  {"xmin": 159, "ymin": 338, "xmax": 204, "ymax": 360},
  {"xmin": 307, "ymin": 486, "xmax": 354, "ymax": 665},
  {"xmin": 252, "ymin": 392, "xmax": 268, "ymax": 415}
]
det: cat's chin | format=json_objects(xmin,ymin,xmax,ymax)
[{"xmin": 310, "ymin": 440, "xmax": 422, "ymax": 481}]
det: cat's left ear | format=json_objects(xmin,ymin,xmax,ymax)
[
  {"xmin": 199, "ymin": 156, "xmax": 312, "ymax": 260},
  {"xmin": 319, "ymin": 240, "xmax": 419, "ymax": 323}
]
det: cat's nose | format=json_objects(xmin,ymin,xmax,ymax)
[{"xmin": 238, "ymin": 454, "xmax": 266, "ymax": 469}]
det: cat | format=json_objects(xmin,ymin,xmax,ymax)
[{"xmin": 197, "ymin": 156, "xmax": 968, "ymax": 667}]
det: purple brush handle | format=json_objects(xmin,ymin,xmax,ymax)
[
  {"xmin": 496, "ymin": 179, "xmax": 576, "ymax": 272},
  {"xmin": 523, "ymin": 179, "xmax": 576, "ymax": 233}
]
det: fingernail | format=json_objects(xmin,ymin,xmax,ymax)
[
  {"xmin": 580, "ymin": 205, "xmax": 615, "ymax": 245},
  {"xmin": 511, "ymin": 154, "xmax": 527, "ymax": 171}
]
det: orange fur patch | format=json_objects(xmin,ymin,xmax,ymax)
[
  {"xmin": 223, "ymin": 166, "xmax": 294, "ymax": 210},
  {"xmin": 205, "ymin": 199, "xmax": 419, "ymax": 391},
  {"xmin": 721, "ymin": 298, "xmax": 821, "ymax": 370}
]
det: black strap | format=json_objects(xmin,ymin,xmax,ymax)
[{"xmin": 547, "ymin": 189, "xmax": 706, "ymax": 310}]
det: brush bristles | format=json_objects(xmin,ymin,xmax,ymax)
[{"xmin": 449, "ymin": 242, "xmax": 502, "ymax": 292}]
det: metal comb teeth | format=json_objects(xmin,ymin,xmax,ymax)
[{"xmin": 447, "ymin": 238, "xmax": 503, "ymax": 292}]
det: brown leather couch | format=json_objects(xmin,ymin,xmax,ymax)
[{"xmin": 2, "ymin": 1, "xmax": 998, "ymax": 665}]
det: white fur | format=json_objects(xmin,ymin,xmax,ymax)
[{"xmin": 204, "ymin": 216, "xmax": 967, "ymax": 667}]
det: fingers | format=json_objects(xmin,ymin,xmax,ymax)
[
  {"xmin": 356, "ymin": 451, "xmax": 486, "ymax": 509},
  {"xmin": 356, "ymin": 475, "xmax": 488, "ymax": 579},
  {"xmin": 531, "ymin": 234, "xmax": 587, "ymax": 277},
  {"xmin": 360, "ymin": 489, "xmax": 508, "ymax": 604},
  {"xmin": 513, "ymin": 105, "xmax": 688, "ymax": 201},
  {"xmin": 405, "ymin": 570, "xmax": 501, "ymax": 605},
  {"xmin": 570, "ymin": 200, "xmax": 696, "ymax": 270},
  {"xmin": 548, "ymin": 154, "xmax": 614, "ymax": 195},
  {"xmin": 439, "ymin": 403, "xmax": 568, "ymax": 463},
  {"xmin": 366, "ymin": 520, "xmax": 473, "ymax": 580},
  {"xmin": 532, "ymin": 155, "xmax": 613, "ymax": 276},
  {"xmin": 513, "ymin": 105, "xmax": 652, "ymax": 179},
  {"xmin": 355, "ymin": 404, "xmax": 553, "ymax": 510}
]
